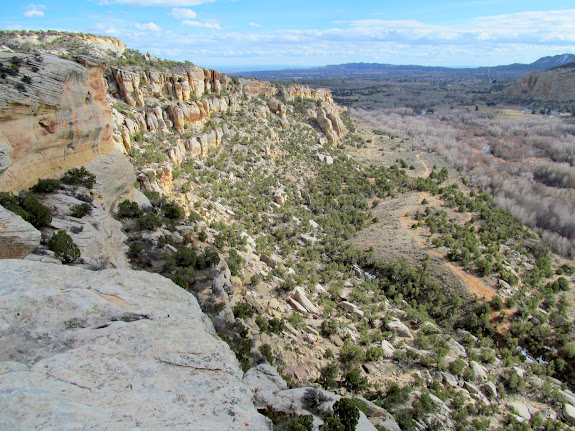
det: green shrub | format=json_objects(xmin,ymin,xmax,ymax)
[
  {"xmin": 0, "ymin": 192, "xmax": 31, "ymax": 221},
  {"xmin": 317, "ymin": 362, "xmax": 339, "ymax": 389},
  {"xmin": 250, "ymin": 274, "xmax": 263, "ymax": 286},
  {"xmin": 563, "ymin": 344, "xmax": 575, "ymax": 359},
  {"xmin": 31, "ymin": 178, "xmax": 61, "ymax": 193},
  {"xmin": 61, "ymin": 166, "xmax": 96, "ymax": 189},
  {"xmin": 162, "ymin": 202, "xmax": 184, "ymax": 220},
  {"xmin": 127, "ymin": 240, "xmax": 151, "ymax": 260},
  {"xmin": 255, "ymin": 315, "xmax": 269, "ymax": 332},
  {"xmin": 260, "ymin": 344, "xmax": 274, "ymax": 364},
  {"xmin": 69, "ymin": 203, "xmax": 91, "ymax": 218},
  {"xmin": 188, "ymin": 210, "xmax": 202, "ymax": 222},
  {"xmin": 321, "ymin": 318, "xmax": 340, "ymax": 336},
  {"xmin": 288, "ymin": 312, "xmax": 305, "ymax": 330},
  {"xmin": 172, "ymin": 266, "xmax": 196, "ymax": 289},
  {"xmin": 255, "ymin": 316, "xmax": 285, "ymax": 334},
  {"xmin": 21, "ymin": 195, "xmax": 52, "ymax": 228},
  {"xmin": 204, "ymin": 246, "xmax": 220, "ymax": 266},
  {"xmin": 268, "ymin": 317, "xmax": 285, "ymax": 334},
  {"xmin": 233, "ymin": 302, "xmax": 255, "ymax": 319},
  {"xmin": 259, "ymin": 407, "xmax": 314, "ymax": 431},
  {"xmin": 136, "ymin": 212, "xmax": 162, "ymax": 230},
  {"xmin": 366, "ymin": 346, "xmax": 384, "ymax": 361},
  {"xmin": 490, "ymin": 295, "xmax": 504, "ymax": 311},
  {"xmin": 340, "ymin": 343, "xmax": 365, "ymax": 367},
  {"xmin": 333, "ymin": 398, "xmax": 360, "ymax": 431},
  {"xmin": 163, "ymin": 247, "xmax": 198, "ymax": 274},
  {"xmin": 117, "ymin": 200, "xmax": 143, "ymax": 218},
  {"xmin": 227, "ymin": 249, "xmax": 244, "ymax": 277},
  {"xmin": 342, "ymin": 368, "xmax": 368, "ymax": 392},
  {"xmin": 48, "ymin": 231, "xmax": 80, "ymax": 263},
  {"xmin": 449, "ymin": 358, "xmax": 467, "ymax": 376}
]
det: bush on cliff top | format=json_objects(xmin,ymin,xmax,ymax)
[
  {"xmin": 61, "ymin": 166, "xmax": 96, "ymax": 189},
  {"xmin": 48, "ymin": 231, "xmax": 81, "ymax": 263},
  {"xmin": 0, "ymin": 192, "xmax": 52, "ymax": 228},
  {"xmin": 31, "ymin": 178, "xmax": 61, "ymax": 193}
]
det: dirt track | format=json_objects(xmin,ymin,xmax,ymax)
[{"xmin": 348, "ymin": 116, "xmax": 497, "ymax": 300}]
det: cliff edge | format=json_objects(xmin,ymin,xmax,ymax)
[{"xmin": 0, "ymin": 259, "xmax": 271, "ymax": 430}]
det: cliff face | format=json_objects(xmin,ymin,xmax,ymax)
[
  {"xmin": 107, "ymin": 65, "xmax": 346, "ymax": 152},
  {"xmin": 0, "ymin": 35, "xmax": 354, "ymax": 430},
  {"xmin": 502, "ymin": 65, "xmax": 575, "ymax": 102},
  {"xmin": 0, "ymin": 53, "xmax": 113, "ymax": 191}
]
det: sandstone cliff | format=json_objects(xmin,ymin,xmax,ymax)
[
  {"xmin": 0, "ymin": 33, "xmax": 358, "ymax": 430},
  {"xmin": 0, "ymin": 259, "xmax": 271, "ymax": 430},
  {"xmin": 0, "ymin": 53, "xmax": 113, "ymax": 191}
]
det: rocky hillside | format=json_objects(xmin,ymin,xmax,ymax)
[
  {"xmin": 1, "ymin": 30, "xmax": 575, "ymax": 431},
  {"xmin": 502, "ymin": 63, "xmax": 575, "ymax": 103}
]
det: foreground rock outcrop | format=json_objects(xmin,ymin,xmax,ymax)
[{"xmin": 0, "ymin": 260, "xmax": 270, "ymax": 430}]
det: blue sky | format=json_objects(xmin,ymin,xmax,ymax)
[{"xmin": 2, "ymin": 1, "xmax": 575, "ymax": 70}]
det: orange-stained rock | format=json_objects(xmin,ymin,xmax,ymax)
[{"xmin": 0, "ymin": 53, "xmax": 113, "ymax": 191}]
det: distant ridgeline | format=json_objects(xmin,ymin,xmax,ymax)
[{"xmin": 231, "ymin": 53, "xmax": 575, "ymax": 82}]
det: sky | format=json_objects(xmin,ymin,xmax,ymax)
[{"xmin": 2, "ymin": 1, "xmax": 575, "ymax": 70}]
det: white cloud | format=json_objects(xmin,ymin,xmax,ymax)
[
  {"xmin": 249, "ymin": 22, "xmax": 262, "ymax": 28},
  {"xmin": 99, "ymin": 0, "xmax": 215, "ymax": 6},
  {"xmin": 339, "ymin": 9, "xmax": 575, "ymax": 45},
  {"xmin": 171, "ymin": 8, "xmax": 197, "ymax": 19},
  {"xmin": 182, "ymin": 20, "xmax": 221, "ymax": 30},
  {"xmin": 87, "ymin": 8, "xmax": 575, "ymax": 68},
  {"xmin": 135, "ymin": 22, "xmax": 162, "ymax": 31},
  {"xmin": 24, "ymin": 4, "xmax": 46, "ymax": 18}
]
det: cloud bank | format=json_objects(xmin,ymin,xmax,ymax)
[{"xmin": 94, "ymin": 8, "xmax": 575, "ymax": 67}]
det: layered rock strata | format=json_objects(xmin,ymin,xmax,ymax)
[{"xmin": 0, "ymin": 53, "xmax": 113, "ymax": 191}]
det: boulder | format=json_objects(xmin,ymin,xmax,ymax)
[
  {"xmin": 339, "ymin": 301, "xmax": 358, "ymax": 313},
  {"xmin": 441, "ymin": 372, "xmax": 459, "ymax": 388},
  {"xmin": 243, "ymin": 364, "xmax": 288, "ymax": 405},
  {"xmin": 509, "ymin": 402, "xmax": 531, "ymax": 421},
  {"xmin": 470, "ymin": 361, "xmax": 488, "ymax": 383},
  {"xmin": 386, "ymin": 318, "xmax": 413, "ymax": 339},
  {"xmin": 464, "ymin": 381, "xmax": 490, "ymax": 405},
  {"xmin": 0, "ymin": 206, "xmax": 41, "ymax": 259},
  {"xmin": 291, "ymin": 286, "xmax": 318, "ymax": 314},
  {"xmin": 445, "ymin": 337, "xmax": 467, "ymax": 360},
  {"xmin": 563, "ymin": 404, "xmax": 575, "ymax": 426},
  {"xmin": 561, "ymin": 390, "xmax": 575, "ymax": 406},
  {"xmin": 482, "ymin": 381, "xmax": 498, "ymax": 399},
  {"xmin": 287, "ymin": 297, "xmax": 308, "ymax": 314}
]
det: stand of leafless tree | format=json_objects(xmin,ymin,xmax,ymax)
[{"xmin": 353, "ymin": 107, "xmax": 575, "ymax": 257}]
